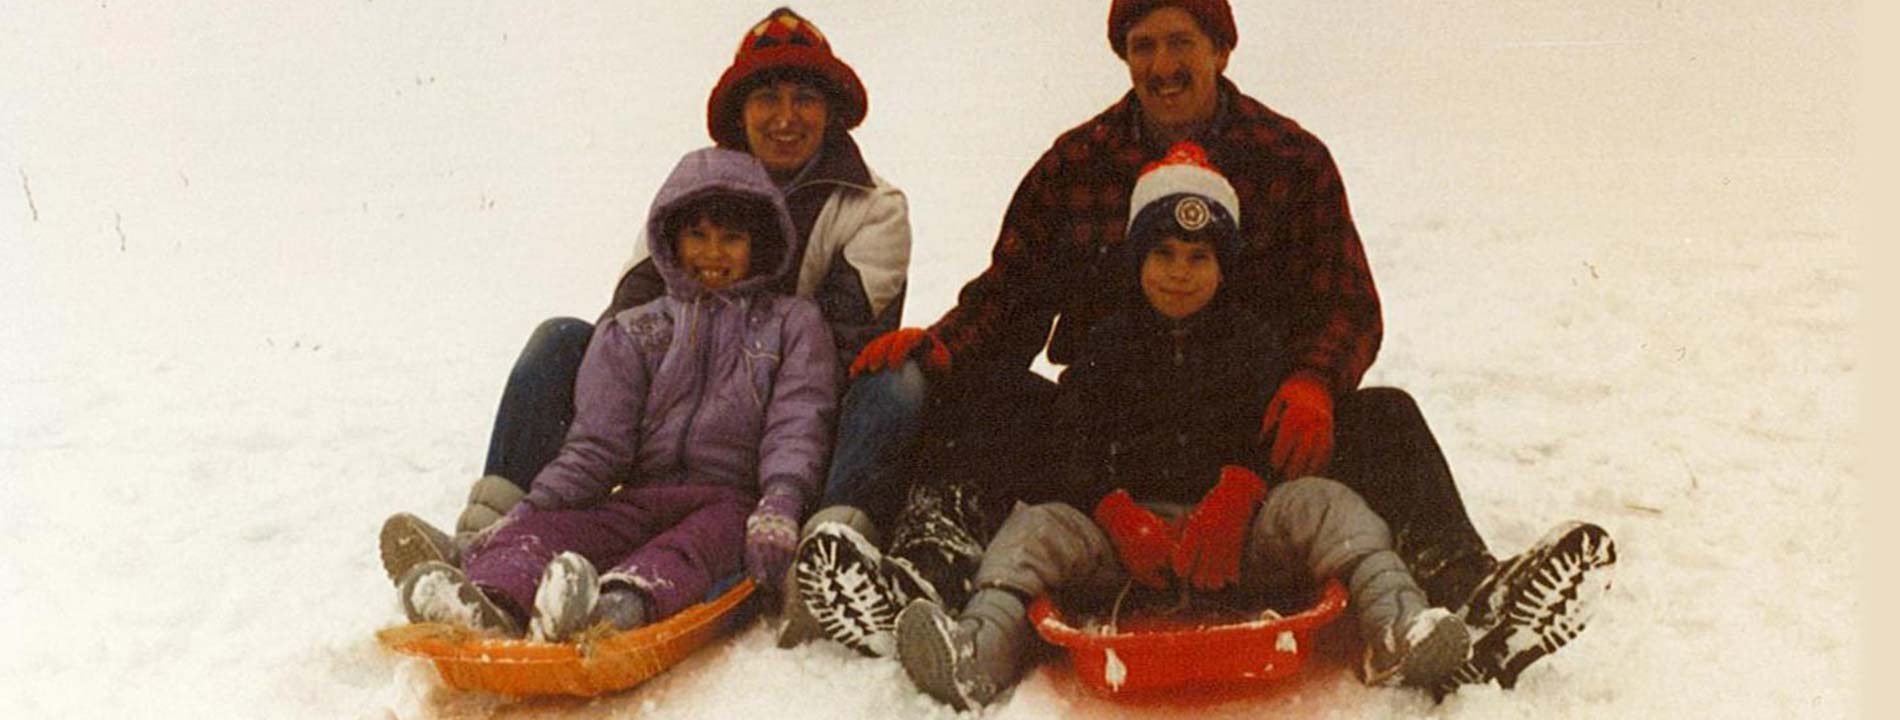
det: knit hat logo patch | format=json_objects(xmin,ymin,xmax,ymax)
[{"xmin": 1173, "ymin": 196, "xmax": 1211, "ymax": 232}]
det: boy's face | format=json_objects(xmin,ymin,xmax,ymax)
[
  {"xmin": 677, "ymin": 216, "xmax": 753, "ymax": 290},
  {"xmin": 1140, "ymin": 235, "xmax": 1221, "ymax": 320},
  {"xmin": 743, "ymin": 79, "xmax": 830, "ymax": 180}
]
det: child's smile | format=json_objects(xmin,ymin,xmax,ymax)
[
  {"xmin": 1140, "ymin": 236, "xmax": 1221, "ymax": 320},
  {"xmin": 677, "ymin": 216, "xmax": 754, "ymax": 290}
]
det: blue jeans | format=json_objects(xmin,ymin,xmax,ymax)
[
  {"xmin": 822, "ymin": 361, "xmax": 929, "ymax": 515},
  {"xmin": 482, "ymin": 317, "xmax": 595, "ymax": 491}
]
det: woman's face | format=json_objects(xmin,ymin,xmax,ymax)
[
  {"xmin": 1140, "ymin": 236, "xmax": 1221, "ymax": 319},
  {"xmin": 742, "ymin": 80, "xmax": 830, "ymax": 180}
]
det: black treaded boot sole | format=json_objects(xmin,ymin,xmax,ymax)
[
  {"xmin": 793, "ymin": 523, "xmax": 906, "ymax": 656},
  {"xmin": 1447, "ymin": 522, "xmax": 1616, "ymax": 691}
]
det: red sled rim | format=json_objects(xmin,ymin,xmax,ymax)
[{"xmin": 1028, "ymin": 578, "xmax": 1349, "ymax": 695}]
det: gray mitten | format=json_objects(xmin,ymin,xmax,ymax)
[{"xmin": 456, "ymin": 474, "xmax": 527, "ymax": 536}]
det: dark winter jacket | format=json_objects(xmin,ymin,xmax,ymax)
[
  {"xmin": 524, "ymin": 148, "xmax": 838, "ymax": 513},
  {"xmin": 1038, "ymin": 291, "xmax": 1292, "ymax": 513},
  {"xmin": 927, "ymin": 79, "xmax": 1380, "ymax": 398},
  {"xmin": 607, "ymin": 134, "xmax": 910, "ymax": 388}
]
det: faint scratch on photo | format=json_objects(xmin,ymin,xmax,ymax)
[{"xmin": 20, "ymin": 168, "xmax": 38, "ymax": 222}]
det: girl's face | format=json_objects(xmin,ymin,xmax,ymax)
[
  {"xmin": 1140, "ymin": 236, "xmax": 1221, "ymax": 319},
  {"xmin": 677, "ymin": 216, "xmax": 753, "ymax": 290}
]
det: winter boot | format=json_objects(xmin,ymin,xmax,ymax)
[
  {"xmin": 1347, "ymin": 549, "xmax": 1472, "ymax": 688},
  {"xmin": 895, "ymin": 589, "xmax": 1029, "ymax": 712},
  {"xmin": 398, "ymin": 560, "xmax": 521, "ymax": 637},
  {"xmin": 779, "ymin": 506, "xmax": 877, "ymax": 649},
  {"xmin": 595, "ymin": 587, "xmax": 651, "ymax": 632},
  {"xmin": 379, "ymin": 512, "xmax": 458, "ymax": 585},
  {"xmin": 885, "ymin": 480, "xmax": 987, "ymax": 611},
  {"xmin": 792, "ymin": 521, "xmax": 939, "ymax": 656},
  {"xmin": 775, "ymin": 562, "xmax": 825, "ymax": 649},
  {"xmin": 529, "ymin": 551, "xmax": 601, "ymax": 643},
  {"xmin": 1362, "ymin": 607, "xmax": 1471, "ymax": 688},
  {"xmin": 1445, "ymin": 521, "xmax": 1617, "ymax": 690}
]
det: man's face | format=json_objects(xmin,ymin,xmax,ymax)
[
  {"xmin": 742, "ymin": 79, "xmax": 830, "ymax": 180},
  {"xmin": 1124, "ymin": 7, "xmax": 1230, "ymax": 141},
  {"xmin": 1140, "ymin": 235, "xmax": 1222, "ymax": 320},
  {"xmin": 676, "ymin": 215, "xmax": 754, "ymax": 290}
]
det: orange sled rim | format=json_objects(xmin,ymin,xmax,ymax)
[
  {"xmin": 1029, "ymin": 578, "xmax": 1349, "ymax": 696},
  {"xmin": 377, "ymin": 578, "xmax": 756, "ymax": 697}
]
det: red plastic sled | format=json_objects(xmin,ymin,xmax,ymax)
[
  {"xmin": 1029, "ymin": 578, "xmax": 1348, "ymax": 696},
  {"xmin": 378, "ymin": 578, "xmax": 756, "ymax": 697}
]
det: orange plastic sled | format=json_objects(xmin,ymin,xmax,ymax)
[
  {"xmin": 1029, "ymin": 578, "xmax": 1348, "ymax": 696},
  {"xmin": 378, "ymin": 578, "xmax": 756, "ymax": 697}
]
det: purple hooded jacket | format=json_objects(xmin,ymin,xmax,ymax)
[{"xmin": 522, "ymin": 148, "xmax": 838, "ymax": 513}]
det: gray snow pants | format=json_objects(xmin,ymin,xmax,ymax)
[{"xmin": 974, "ymin": 476, "xmax": 1428, "ymax": 651}]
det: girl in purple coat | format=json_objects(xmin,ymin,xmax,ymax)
[{"xmin": 392, "ymin": 148, "xmax": 838, "ymax": 641}]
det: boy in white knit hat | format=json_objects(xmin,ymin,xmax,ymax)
[{"xmin": 893, "ymin": 142, "xmax": 1474, "ymax": 710}]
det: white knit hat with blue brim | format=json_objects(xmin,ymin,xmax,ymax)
[{"xmin": 1126, "ymin": 141, "xmax": 1241, "ymax": 263}]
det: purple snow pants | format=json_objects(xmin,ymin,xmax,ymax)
[{"xmin": 462, "ymin": 484, "xmax": 751, "ymax": 622}]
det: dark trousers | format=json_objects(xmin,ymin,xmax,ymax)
[
  {"xmin": 1330, "ymin": 387, "xmax": 1495, "ymax": 607},
  {"xmin": 483, "ymin": 317, "xmax": 595, "ymax": 491}
]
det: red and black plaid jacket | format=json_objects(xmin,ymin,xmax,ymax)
[{"xmin": 928, "ymin": 78, "xmax": 1382, "ymax": 396}]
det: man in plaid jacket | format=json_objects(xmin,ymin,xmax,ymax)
[
  {"xmin": 787, "ymin": 4, "xmax": 1613, "ymax": 696},
  {"xmin": 830, "ymin": 0, "xmax": 1481, "ymax": 598}
]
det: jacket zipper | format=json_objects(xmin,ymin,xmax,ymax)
[{"xmin": 675, "ymin": 295, "xmax": 713, "ymax": 476}]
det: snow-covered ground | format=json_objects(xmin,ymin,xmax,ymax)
[{"xmin": 1, "ymin": 2, "xmax": 1862, "ymax": 718}]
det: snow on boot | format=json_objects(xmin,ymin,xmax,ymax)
[
  {"xmin": 1447, "ymin": 521, "xmax": 1616, "ymax": 690},
  {"xmin": 530, "ymin": 552, "xmax": 601, "ymax": 643},
  {"xmin": 380, "ymin": 512, "xmax": 458, "ymax": 585},
  {"xmin": 792, "ymin": 522, "xmax": 937, "ymax": 656},
  {"xmin": 398, "ymin": 560, "xmax": 521, "ymax": 636},
  {"xmin": 885, "ymin": 480, "xmax": 986, "ymax": 611},
  {"xmin": 1361, "ymin": 607, "xmax": 1471, "ymax": 688},
  {"xmin": 895, "ymin": 598, "xmax": 1018, "ymax": 711}
]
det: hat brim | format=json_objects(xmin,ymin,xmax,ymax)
[{"xmin": 706, "ymin": 47, "xmax": 867, "ymax": 149}]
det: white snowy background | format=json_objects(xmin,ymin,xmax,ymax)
[{"xmin": 1, "ymin": 1, "xmax": 1864, "ymax": 718}]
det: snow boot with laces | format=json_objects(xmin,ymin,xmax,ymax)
[
  {"xmin": 529, "ymin": 551, "xmax": 601, "ymax": 643},
  {"xmin": 791, "ymin": 521, "xmax": 938, "ymax": 656},
  {"xmin": 884, "ymin": 479, "xmax": 987, "ymax": 611},
  {"xmin": 1442, "ymin": 521, "xmax": 1617, "ymax": 691},
  {"xmin": 397, "ymin": 561, "xmax": 522, "ymax": 637},
  {"xmin": 895, "ymin": 589, "xmax": 1028, "ymax": 712},
  {"xmin": 379, "ymin": 512, "xmax": 459, "ymax": 586}
]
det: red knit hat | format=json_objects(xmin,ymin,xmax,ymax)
[
  {"xmin": 1107, "ymin": 0, "xmax": 1238, "ymax": 58},
  {"xmin": 706, "ymin": 7, "xmax": 868, "ymax": 149}
]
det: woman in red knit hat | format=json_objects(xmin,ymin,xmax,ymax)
[{"xmin": 379, "ymin": 5, "xmax": 912, "ymax": 628}]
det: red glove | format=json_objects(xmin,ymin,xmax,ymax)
[
  {"xmin": 1171, "ymin": 466, "xmax": 1268, "ymax": 591},
  {"xmin": 1260, "ymin": 372, "xmax": 1335, "ymax": 481},
  {"xmin": 1092, "ymin": 490, "xmax": 1179, "ymax": 590},
  {"xmin": 848, "ymin": 327, "xmax": 951, "ymax": 378}
]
